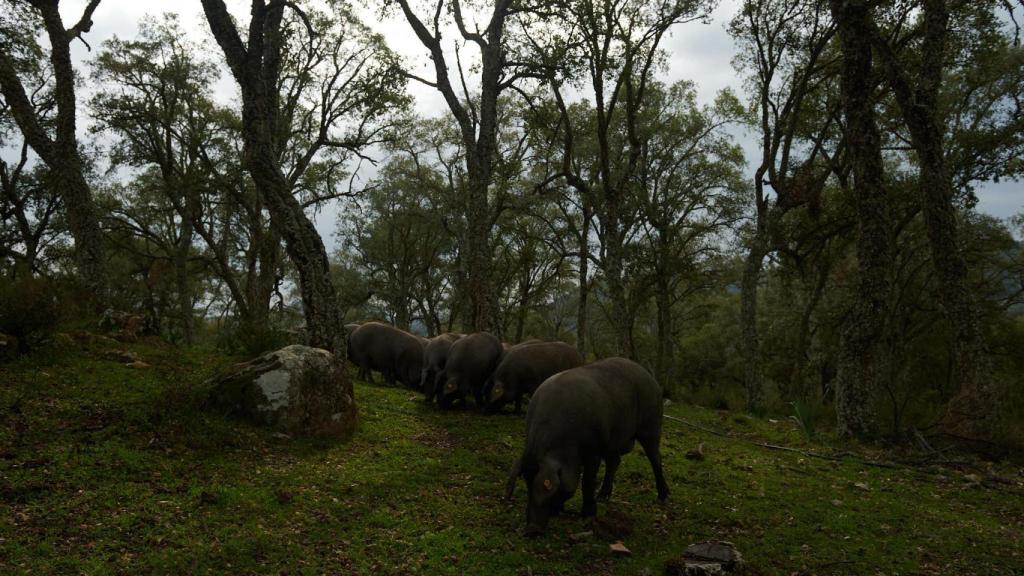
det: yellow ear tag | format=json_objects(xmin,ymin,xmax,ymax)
[{"xmin": 543, "ymin": 478, "xmax": 553, "ymax": 490}]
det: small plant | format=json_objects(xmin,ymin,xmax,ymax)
[{"xmin": 790, "ymin": 399, "xmax": 818, "ymax": 441}]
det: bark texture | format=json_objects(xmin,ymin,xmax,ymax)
[
  {"xmin": 0, "ymin": 0, "xmax": 107, "ymax": 298},
  {"xmin": 395, "ymin": 0, "xmax": 509, "ymax": 334},
  {"xmin": 200, "ymin": 0, "xmax": 347, "ymax": 355},
  {"xmin": 870, "ymin": 0, "xmax": 996, "ymax": 440},
  {"xmin": 830, "ymin": 0, "xmax": 893, "ymax": 439},
  {"xmin": 740, "ymin": 229, "xmax": 767, "ymax": 411},
  {"xmin": 576, "ymin": 205, "xmax": 591, "ymax": 358}
]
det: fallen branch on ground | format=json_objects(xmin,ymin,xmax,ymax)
[{"xmin": 662, "ymin": 414, "xmax": 1024, "ymax": 494}]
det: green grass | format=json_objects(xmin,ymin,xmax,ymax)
[{"xmin": 1, "ymin": 336, "xmax": 1021, "ymax": 575}]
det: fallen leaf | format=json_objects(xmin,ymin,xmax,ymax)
[{"xmin": 609, "ymin": 541, "xmax": 631, "ymax": 557}]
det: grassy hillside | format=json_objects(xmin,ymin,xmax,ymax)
[{"xmin": 1, "ymin": 336, "xmax": 1021, "ymax": 575}]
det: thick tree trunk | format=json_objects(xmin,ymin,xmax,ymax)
[
  {"xmin": 463, "ymin": 168, "xmax": 499, "ymax": 334},
  {"xmin": 787, "ymin": 262, "xmax": 829, "ymax": 400},
  {"xmin": 601, "ymin": 209, "xmax": 632, "ymax": 358},
  {"xmin": 395, "ymin": 285, "xmax": 411, "ymax": 331},
  {"xmin": 202, "ymin": 0, "xmax": 348, "ymax": 357},
  {"xmin": 174, "ymin": 225, "xmax": 194, "ymax": 344},
  {"xmin": 576, "ymin": 205, "xmax": 591, "ymax": 357},
  {"xmin": 654, "ymin": 272, "xmax": 674, "ymax": 390},
  {"xmin": 871, "ymin": 0, "xmax": 995, "ymax": 440},
  {"xmin": 394, "ymin": 0, "xmax": 508, "ymax": 336},
  {"xmin": 916, "ymin": 4, "xmax": 994, "ymax": 438},
  {"xmin": 52, "ymin": 157, "xmax": 107, "ymax": 296},
  {"xmin": 247, "ymin": 153, "xmax": 346, "ymax": 353},
  {"xmin": 0, "ymin": 3, "xmax": 108, "ymax": 299},
  {"xmin": 919, "ymin": 148, "xmax": 995, "ymax": 435},
  {"xmin": 830, "ymin": 0, "xmax": 893, "ymax": 439},
  {"xmin": 740, "ymin": 220, "xmax": 767, "ymax": 412}
]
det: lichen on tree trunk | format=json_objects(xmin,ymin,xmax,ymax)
[
  {"xmin": 740, "ymin": 229, "xmax": 766, "ymax": 412},
  {"xmin": 869, "ymin": 0, "xmax": 997, "ymax": 441},
  {"xmin": 200, "ymin": 0, "xmax": 355, "ymax": 433},
  {"xmin": 830, "ymin": 0, "xmax": 894, "ymax": 439},
  {"xmin": 0, "ymin": 2, "xmax": 108, "ymax": 301}
]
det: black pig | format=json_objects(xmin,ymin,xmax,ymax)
[
  {"xmin": 483, "ymin": 341, "xmax": 583, "ymax": 413},
  {"xmin": 505, "ymin": 357, "xmax": 669, "ymax": 535},
  {"xmin": 347, "ymin": 322, "xmax": 425, "ymax": 388},
  {"xmin": 421, "ymin": 333, "xmax": 460, "ymax": 403},
  {"xmin": 440, "ymin": 332, "xmax": 503, "ymax": 408}
]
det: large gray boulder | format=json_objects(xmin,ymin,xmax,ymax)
[{"xmin": 207, "ymin": 345, "xmax": 356, "ymax": 437}]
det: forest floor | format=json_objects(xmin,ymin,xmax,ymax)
[{"xmin": 1, "ymin": 335, "xmax": 1022, "ymax": 575}]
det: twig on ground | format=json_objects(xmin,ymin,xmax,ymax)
[{"xmin": 662, "ymin": 414, "xmax": 1024, "ymax": 495}]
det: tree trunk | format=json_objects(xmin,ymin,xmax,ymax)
[
  {"xmin": 247, "ymin": 154, "xmax": 346, "ymax": 353},
  {"xmin": 919, "ymin": 148, "xmax": 995, "ymax": 436},
  {"xmin": 787, "ymin": 261, "xmax": 829, "ymax": 400},
  {"xmin": 871, "ymin": 0, "xmax": 995, "ymax": 440},
  {"xmin": 394, "ymin": 0, "xmax": 507, "ymax": 336},
  {"xmin": 740, "ymin": 219, "xmax": 767, "ymax": 412},
  {"xmin": 0, "ymin": 4, "xmax": 108, "ymax": 299},
  {"xmin": 52, "ymin": 157, "xmax": 107, "ymax": 297},
  {"xmin": 173, "ymin": 221, "xmax": 194, "ymax": 344},
  {"xmin": 395, "ymin": 285, "xmax": 411, "ymax": 331},
  {"xmin": 654, "ymin": 269, "xmax": 674, "ymax": 390},
  {"xmin": 515, "ymin": 281, "xmax": 529, "ymax": 343},
  {"xmin": 463, "ymin": 168, "xmax": 499, "ymax": 334},
  {"xmin": 830, "ymin": 0, "xmax": 893, "ymax": 439},
  {"xmin": 576, "ymin": 204, "xmax": 591, "ymax": 357},
  {"xmin": 601, "ymin": 208, "xmax": 631, "ymax": 358},
  {"xmin": 201, "ymin": 0, "xmax": 348, "ymax": 357}
]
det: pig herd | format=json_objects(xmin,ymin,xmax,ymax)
[{"xmin": 345, "ymin": 321, "xmax": 670, "ymax": 535}]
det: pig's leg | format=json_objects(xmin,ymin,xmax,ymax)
[
  {"xmin": 597, "ymin": 454, "xmax": 620, "ymax": 501},
  {"xmin": 639, "ymin": 435, "xmax": 669, "ymax": 501},
  {"xmin": 581, "ymin": 457, "xmax": 600, "ymax": 517}
]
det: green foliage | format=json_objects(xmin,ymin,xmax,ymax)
[
  {"xmin": 213, "ymin": 318, "xmax": 292, "ymax": 358},
  {"xmin": 670, "ymin": 292, "xmax": 744, "ymax": 400},
  {"xmin": 339, "ymin": 152, "xmax": 456, "ymax": 331},
  {"xmin": 989, "ymin": 314, "xmax": 1024, "ymax": 447},
  {"xmin": 0, "ymin": 276, "xmax": 61, "ymax": 352}
]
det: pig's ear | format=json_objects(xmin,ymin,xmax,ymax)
[
  {"xmin": 537, "ymin": 471, "xmax": 559, "ymax": 494},
  {"xmin": 540, "ymin": 456, "xmax": 562, "ymax": 492},
  {"xmin": 489, "ymin": 380, "xmax": 504, "ymax": 402}
]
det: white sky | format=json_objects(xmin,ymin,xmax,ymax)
[{"xmin": 43, "ymin": 0, "xmax": 1021, "ymax": 249}]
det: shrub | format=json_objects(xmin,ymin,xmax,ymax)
[
  {"xmin": 214, "ymin": 318, "xmax": 290, "ymax": 358},
  {"xmin": 0, "ymin": 276, "xmax": 62, "ymax": 353}
]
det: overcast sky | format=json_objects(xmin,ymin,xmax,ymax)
[{"xmin": 48, "ymin": 0, "xmax": 1024, "ymax": 249}]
